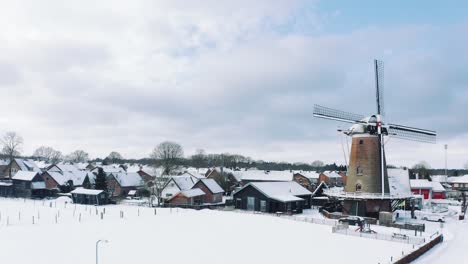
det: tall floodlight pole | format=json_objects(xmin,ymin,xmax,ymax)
[
  {"xmin": 96, "ymin": 239, "xmax": 109, "ymax": 264},
  {"xmin": 444, "ymin": 144, "xmax": 448, "ymax": 177}
]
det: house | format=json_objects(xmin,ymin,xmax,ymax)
[
  {"xmin": 318, "ymin": 171, "xmax": 346, "ymax": 186},
  {"xmin": 11, "ymin": 171, "xmax": 48, "ymax": 198},
  {"xmin": 161, "ymin": 174, "xmax": 197, "ymax": 200},
  {"xmin": 233, "ymin": 181, "xmax": 312, "ymax": 214},
  {"xmin": 166, "ymin": 188, "xmax": 205, "ymax": 206},
  {"xmin": 294, "ymin": 171, "xmax": 320, "ymax": 186},
  {"xmin": 70, "ymin": 188, "xmax": 108, "ymax": 205},
  {"xmin": 292, "ymin": 172, "xmax": 314, "ymax": 190},
  {"xmin": 107, "ymin": 172, "xmax": 144, "ymax": 197},
  {"xmin": 448, "ymin": 175, "xmax": 468, "ymax": 192},
  {"xmin": 206, "ymin": 168, "xmax": 241, "ymax": 194},
  {"xmin": 192, "ymin": 178, "xmax": 224, "ymax": 204},
  {"xmin": 2, "ymin": 159, "xmax": 41, "ymax": 178},
  {"xmin": 410, "ymin": 179, "xmax": 446, "ymax": 199},
  {"xmin": 42, "ymin": 170, "xmax": 92, "ymax": 192}
]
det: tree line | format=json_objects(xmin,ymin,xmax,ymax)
[{"xmin": 2, "ymin": 131, "xmax": 467, "ymax": 177}]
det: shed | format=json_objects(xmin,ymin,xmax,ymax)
[
  {"xmin": 233, "ymin": 181, "xmax": 312, "ymax": 214},
  {"xmin": 70, "ymin": 188, "xmax": 108, "ymax": 205}
]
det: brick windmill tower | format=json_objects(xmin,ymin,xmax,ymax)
[{"xmin": 313, "ymin": 60, "xmax": 437, "ymax": 216}]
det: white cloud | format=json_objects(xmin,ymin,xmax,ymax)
[{"xmin": 0, "ymin": 1, "xmax": 467, "ymax": 168}]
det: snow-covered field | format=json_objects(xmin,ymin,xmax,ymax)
[{"xmin": 0, "ymin": 198, "xmax": 415, "ymax": 264}]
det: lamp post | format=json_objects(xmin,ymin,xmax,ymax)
[{"xmin": 96, "ymin": 239, "xmax": 108, "ymax": 264}]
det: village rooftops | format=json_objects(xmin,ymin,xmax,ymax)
[
  {"xmin": 110, "ymin": 172, "xmax": 144, "ymax": 187},
  {"xmin": 239, "ymin": 181, "xmax": 312, "ymax": 202},
  {"xmin": 47, "ymin": 171, "xmax": 91, "ymax": 186},
  {"xmin": 388, "ymin": 168, "xmax": 412, "ymax": 197},
  {"xmin": 12, "ymin": 171, "xmax": 40, "ymax": 181},
  {"xmin": 179, "ymin": 188, "xmax": 205, "ymax": 198},
  {"xmin": 295, "ymin": 171, "xmax": 320, "ymax": 179},
  {"xmin": 171, "ymin": 175, "xmax": 196, "ymax": 190},
  {"xmin": 71, "ymin": 188, "xmax": 104, "ymax": 195},
  {"xmin": 410, "ymin": 179, "xmax": 446, "ymax": 192},
  {"xmin": 199, "ymin": 178, "xmax": 224, "ymax": 194},
  {"xmin": 15, "ymin": 159, "xmax": 41, "ymax": 172},
  {"xmin": 448, "ymin": 175, "xmax": 468, "ymax": 184}
]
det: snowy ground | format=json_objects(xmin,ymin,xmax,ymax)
[
  {"xmin": 413, "ymin": 210, "xmax": 468, "ymax": 263},
  {"xmin": 0, "ymin": 198, "xmax": 416, "ymax": 264}
]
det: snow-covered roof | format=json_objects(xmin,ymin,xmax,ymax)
[
  {"xmin": 294, "ymin": 171, "xmax": 320, "ymax": 179},
  {"xmin": 224, "ymin": 170, "xmax": 293, "ymax": 182},
  {"xmin": 48, "ymin": 164, "xmax": 80, "ymax": 173},
  {"xmin": 410, "ymin": 179, "xmax": 433, "ymax": 189},
  {"xmin": 93, "ymin": 165, "xmax": 125, "ymax": 174},
  {"xmin": 199, "ymin": 178, "xmax": 224, "ymax": 194},
  {"xmin": 431, "ymin": 175, "xmax": 448, "ymax": 183},
  {"xmin": 15, "ymin": 159, "xmax": 41, "ymax": 172},
  {"xmin": 388, "ymin": 168, "xmax": 412, "ymax": 197},
  {"xmin": 323, "ymin": 171, "xmax": 342, "ymax": 178},
  {"xmin": 239, "ymin": 181, "xmax": 311, "ymax": 202},
  {"xmin": 47, "ymin": 171, "xmax": 91, "ymax": 186},
  {"xmin": 180, "ymin": 188, "xmax": 205, "ymax": 198},
  {"xmin": 448, "ymin": 175, "xmax": 468, "ymax": 184},
  {"xmin": 111, "ymin": 172, "xmax": 144, "ymax": 187},
  {"xmin": 172, "ymin": 175, "xmax": 196, "ymax": 190},
  {"xmin": 431, "ymin": 181, "xmax": 446, "ymax": 192},
  {"xmin": 12, "ymin": 171, "xmax": 40, "ymax": 181},
  {"xmin": 71, "ymin": 188, "xmax": 104, "ymax": 195}
]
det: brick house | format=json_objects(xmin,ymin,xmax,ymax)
[
  {"xmin": 192, "ymin": 178, "xmax": 224, "ymax": 204},
  {"xmin": 42, "ymin": 170, "xmax": 92, "ymax": 192},
  {"xmin": 1, "ymin": 159, "xmax": 41, "ymax": 178},
  {"xmin": 107, "ymin": 172, "xmax": 144, "ymax": 197},
  {"xmin": 166, "ymin": 188, "xmax": 205, "ymax": 206}
]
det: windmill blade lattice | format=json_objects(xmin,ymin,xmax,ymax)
[
  {"xmin": 375, "ymin": 59, "xmax": 385, "ymax": 116},
  {"xmin": 388, "ymin": 124, "xmax": 437, "ymax": 143},
  {"xmin": 313, "ymin": 104, "xmax": 365, "ymax": 124}
]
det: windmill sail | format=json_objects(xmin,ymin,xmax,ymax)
[
  {"xmin": 375, "ymin": 59, "xmax": 384, "ymax": 116},
  {"xmin": 313, "ymin": 104, "xmax": 365, "ymax": 124},
  {"xmin": 388, "ymin": 123, "xmax": 437, "ymax": 143}
]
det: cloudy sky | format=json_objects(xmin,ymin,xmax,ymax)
[{"xmin": 1, "ymin": 1, "xmax": 467, "ymax": 168}]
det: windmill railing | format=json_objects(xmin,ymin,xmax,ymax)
[{"xmin": 323, "ymin": 189, "xmax": 413, "ymax": 200}]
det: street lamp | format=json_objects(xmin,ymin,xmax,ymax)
[{"xmin": 96, "ymin": 239, "xmax": 109, "ymax": 264}]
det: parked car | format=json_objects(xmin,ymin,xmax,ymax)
[
  {"xmin": 338, "ymin": 216, "xmax": 364, "ymax": 226},
  {"xmin": 420, "ymin": 214, "xmax": 445, "ymax": 223}
]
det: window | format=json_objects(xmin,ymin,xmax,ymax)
[
  {"xmin": 359, "ymin": 140, "xmax": 364, "ymax": 145},
  {"xmin": 260, "ymin": 200, "xmax": 266, "ymax": 212},
  {"xmin": 166, "ymin": 193, "xmax": 172, "ymax": 197},
  {"xmin": 357, "ymin": 166, "xmax": 363, "ymax": 175},
  {"xmin": 356, "ymin": 183, "xmax": 362, "ymax": 192}
]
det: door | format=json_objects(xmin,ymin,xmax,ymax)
[{"xmin": 247, "ymin": 197, "xmax": 255, "ymax": 211}]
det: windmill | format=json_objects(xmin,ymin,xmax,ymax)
[{"xmin": 313, "ymin": 60, "xmax": 436, "ymax": 198}]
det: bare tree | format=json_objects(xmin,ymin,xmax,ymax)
[
  {"xmin": 150, "ymin": 141, "xmax": 184, "ymax": 175},
  {"xmin": 412, "ymin": 161, "xmax": 431, "ymax": 179},
  {"xmin": 311, "ymin": 160, "xmax": 325, "ymax": 168},
  {"xmin": 1, "ymin": 131, "xmax": 24, "ymax": 177},
  {"xmin": 33, "ymin": 146, "xmax": 63, "ymax": 163},
  {"xmin": 191, "ymin": 149, "xmax": 206, "ymax": 170},
  {"xmin": 66, "ymin": 150, "xmax": 89, "ymax": 163},
  {"xmin": 464, "ymin": 161, "xmax": 468, "ymax": 170},
  {"xmin": 106, "ymin": 151, "xmax": 123, "ymax": 163},
  {"xmin": 149, "ymin": 141, "xmax": 184, "ymax": 206}
]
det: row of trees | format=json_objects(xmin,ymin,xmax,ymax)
[{"xmin": 3, "ymin": 132, "xmax": 468, "ymax": 176}]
